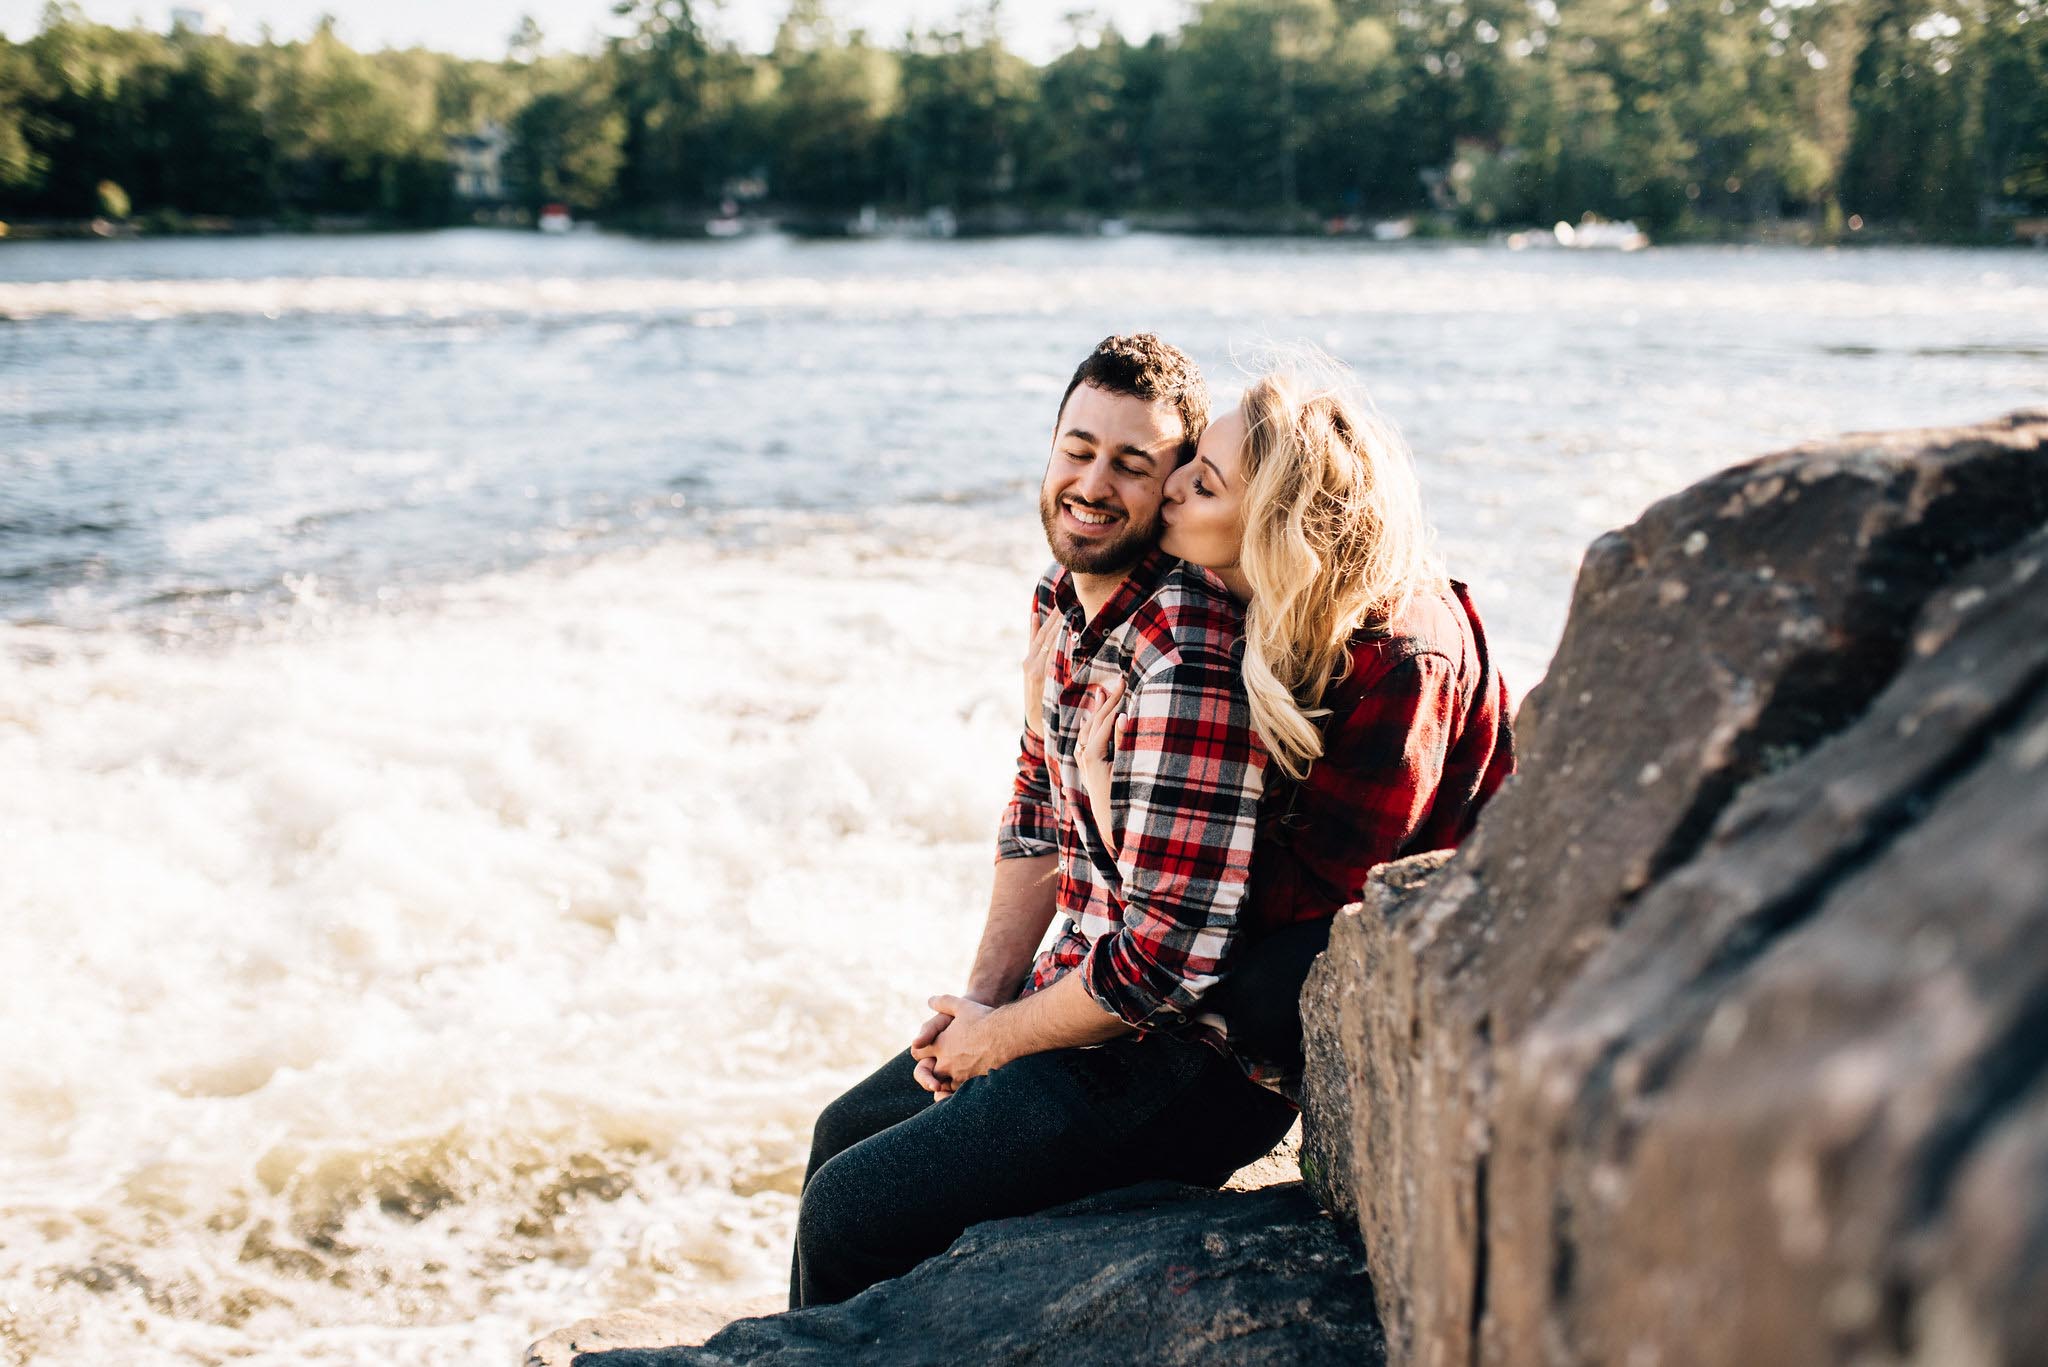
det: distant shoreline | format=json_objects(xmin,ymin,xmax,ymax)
[{"xmin": 5, "ymin": 212, "xmax": 2042, "ymax": 250}]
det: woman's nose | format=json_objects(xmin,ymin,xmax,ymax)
[{"xmin": 1162, "ymin": 464, "xmax": 1188, "ymax": 505}]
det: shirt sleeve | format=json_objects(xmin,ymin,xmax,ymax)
[
  {"xmin": 996, "ymin": 597, "xmax": 1059, "ymax": 861},
  {"xmin": 1079, "ymin": 654, "xmax": 1265, "ymax": 1029}
]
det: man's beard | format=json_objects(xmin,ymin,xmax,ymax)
[{"xmin": 1038, "ymin": 488, "xmax": 1163, "ymax": 576}]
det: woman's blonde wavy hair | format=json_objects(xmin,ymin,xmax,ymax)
[{"xmin": 1234, "ymin": 347, "xmax": 1444, "ymax": 780}]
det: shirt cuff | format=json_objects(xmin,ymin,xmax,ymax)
[
  {"xmin": 996, "ymin": 830, "xmax": 1058, "ymax": 861},
  {"xmin": 1078, "ymin": 928, "xmax": 1208, "ymax": 1031}
]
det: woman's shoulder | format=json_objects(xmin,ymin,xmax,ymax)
[{"xmin": 1342, "ymin": 581, "xmax": 1472, "ymax": 681}]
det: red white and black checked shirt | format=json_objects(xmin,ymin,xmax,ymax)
[{"xmin": 999, "ymin": 548, "xmax": 1267, "ymax": 1040}]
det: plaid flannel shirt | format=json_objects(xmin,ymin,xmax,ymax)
[
  {"xmin": 1246, "ymin": 580, "xmax": 1516, "ymax": 935},
  {"xmin": 998, "ymin": 548, "xmax": 1266, "ymax": 1050}
]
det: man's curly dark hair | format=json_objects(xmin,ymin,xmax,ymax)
[{"xmin": 1055, "ymin": 333, "xmax": 1210, "ymax": 462}]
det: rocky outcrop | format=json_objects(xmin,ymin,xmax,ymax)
[
  {"xmin": 561, "ymin": 1183, "xmax": 1384, "ymax": 1366},
  {"xmin": 1301, "ymin": 409, "xmax": 2048, "ymax": 1365}
]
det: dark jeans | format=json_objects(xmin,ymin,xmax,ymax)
[{"xmin": 790, "ymin": 1033, "xmax": 1298, "ymax": 1308}]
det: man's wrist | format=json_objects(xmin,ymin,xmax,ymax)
[
  {"xmin": 973, "ymin": 1003, "xmax": 1019, "ymax": 1074},
  {"xmin": 962, "ymin": 973, "xmax": 1020, "ymax": 1007}
]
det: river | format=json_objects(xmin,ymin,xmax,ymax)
[{"xmin": 2, "ymin": 230, "xmax": 2044, "ymax": 1363}]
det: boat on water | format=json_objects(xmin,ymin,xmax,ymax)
[
  {"xmin": 1561, "ymin": 217, "xmax": 1650, "ymax": 250},
  {"xmin": 538, "ymin": 203, "xmax": 573, "ymax": 235},
  {"xmin": 1507, "ymin": 215, "xmax": 1650, "ymax": 251}
]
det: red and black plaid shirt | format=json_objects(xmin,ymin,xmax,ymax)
[
  {"xmin": 999, "ymin": 549, "xmax": 1267, "ymax": 1039},
  {"xmin": 1246, "ymin": 580, "xmax": 1516, "ymax": 935}
]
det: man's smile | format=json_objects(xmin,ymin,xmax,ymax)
[{"xmin": 1061, "ymin": 498, "xmax": 1122, "ymax": 531}]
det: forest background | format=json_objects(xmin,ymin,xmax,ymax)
[{"xmin": 1, "ymin": 0, "xmax": 2043, "ymax": 242}]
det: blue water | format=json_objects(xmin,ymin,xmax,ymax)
[{"xmin": 4, "ymin": 229, "xmax": 2046, "ymax": 672}]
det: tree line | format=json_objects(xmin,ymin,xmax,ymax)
[{"xmin": 1, "ymin": 0, "xmax": 2042, "ymax": 240}]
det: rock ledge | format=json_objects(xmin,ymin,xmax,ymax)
[{"xmin": 560, "ymin": 1183, "xmax": 1383, "ymax": 1366}]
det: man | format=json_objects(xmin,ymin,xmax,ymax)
[{"xmin": 790, "ymin": 334, "xmax": 1298, "ymax": 1309}]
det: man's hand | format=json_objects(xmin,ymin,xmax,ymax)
[
  {"xmin": 916, "ymin": 994, "xmax": 1003, "ymax": 1095},
  {"xmin": 910, "ymin": 1008, "xmax": 962, "ymax": 1100}
]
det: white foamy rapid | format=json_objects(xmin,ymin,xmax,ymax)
[{"xmin": 0, "ymin": 517, "xmax": 1045, "ymax": 1364}]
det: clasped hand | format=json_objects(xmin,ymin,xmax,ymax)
[{"xmin": 910, "ymin": 995, "xmax": 998, "ymax": 1100}]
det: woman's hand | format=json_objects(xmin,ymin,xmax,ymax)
[
  {"xmin": 1021, "ymin": 613, "xmax": 1062, "ymax": 738},
  {"xmin": 1077, "ymin": 677, "xmax": 1126, "ymax": 858},
  {"xmin": 910, "ymin": 1008, "xmax": 961, "ymax": 1099}
]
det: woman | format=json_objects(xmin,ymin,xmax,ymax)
[{"xmin": 1040, "ymin": 350, "xmax": 1515, "ymax": 1085}]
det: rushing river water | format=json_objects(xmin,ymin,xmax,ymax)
[{"xmin": 2, "ymin": 230, "xmax": 2045, "ymax": 1364}]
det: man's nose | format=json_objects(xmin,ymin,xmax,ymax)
[{"xmin": 1072, "ymin": 459, "xmax": 1116, "ymax": 503}]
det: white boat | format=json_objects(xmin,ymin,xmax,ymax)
[
  {"xmin": 538, "ymin": 203, "xmax": 572, "ymax": 235},
  {"xmin": 1555, "ymin": 217, "xmax": 1649, "ymax": 250}
]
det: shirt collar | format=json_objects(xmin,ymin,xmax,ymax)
[{"xmin": 1050, "ymin": 546, "xmax": 1176, "ymax": 661}]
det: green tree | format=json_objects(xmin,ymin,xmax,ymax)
[
  {"xmin": 508, "ymin": 62, "xmax": 625, "ymax": 210},
  {"xmin": 1841, "ymin": 0, "xmax": 1979, "ymax": 231},
  {"xmin": 12, "ymin": 11, "xmax": 171, "ymax": 217},
  {"xmin": 1503, "ymin": 0, "xmax": 1698, "ymax": 230},
  {"xmin": 147, "ymin": 29, "xmax": 276, "ymax": 215},
  {"xmin": 607, "ymin": 0, "xmax": 751, "ymax": 207},
  {"xmin": 1026, "ymin": 15, "xmax": 1190, "ymax": 213},
  {"xmin": 1295, "ymin": 12, "xmax": 1405, "ymax": 211},
  {"xmin": 764, "ymin": 0, "xmax": 899, "ymax": 208},
  {"xmin": 891, "ymin": 14, "xmax": 1037, "ymax": 209},
  {"xmin": 0, "ymin": 39, "xmax": 54, "ymax": 196}
]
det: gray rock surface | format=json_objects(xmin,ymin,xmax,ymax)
[
  {"xmin": 1298, "ymin": 848, "xmax": 1450, "ymax": 1229},
  {"xmin": 1300, "ymin": 409, "xmax": 2048, "ymax": 1365},
  {"xmin": 565, "ymin": 1183, "xmax": 1383, "ymax": 1366},
  {"xmin": 527, "ymin": 1299, "xmax": 785, "ymax": 1367}
]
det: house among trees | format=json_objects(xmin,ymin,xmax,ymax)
[{"xmin": 448, "ymin": 124, "xmax": 510, "ymax": 205}]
